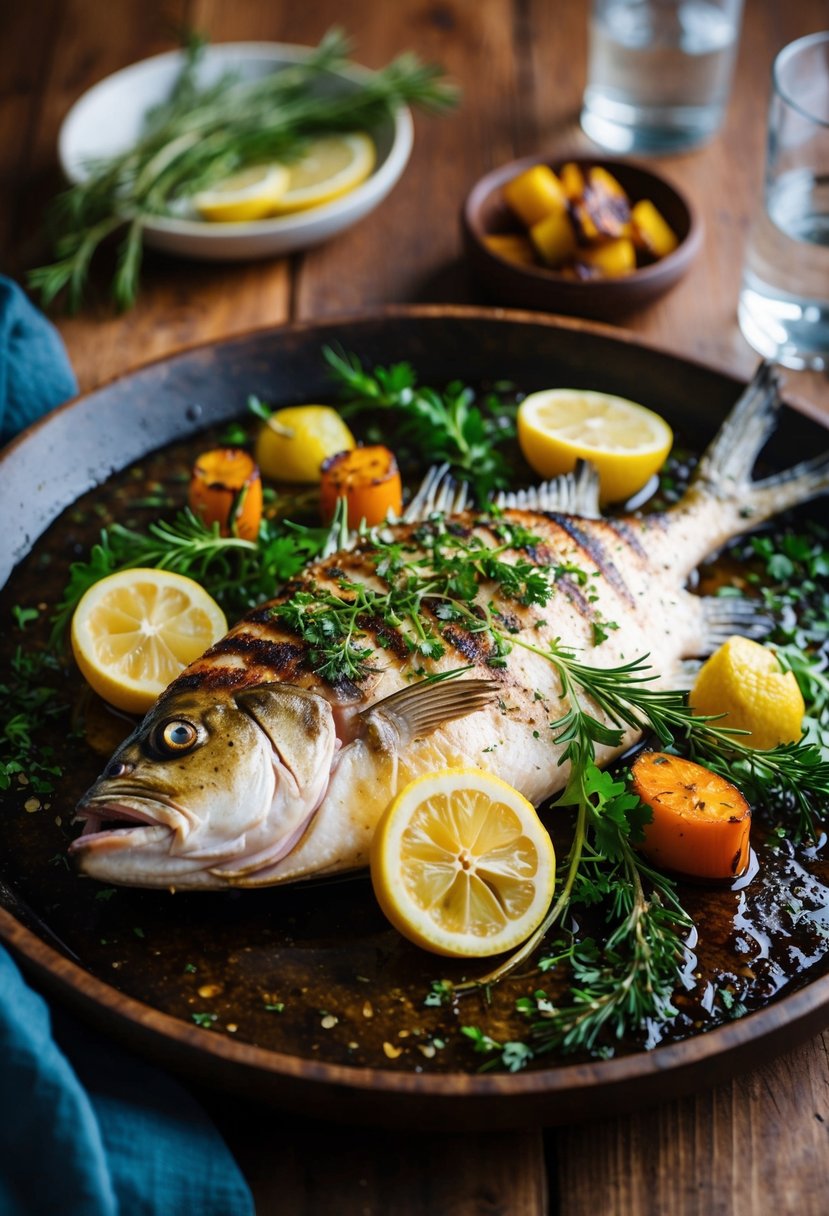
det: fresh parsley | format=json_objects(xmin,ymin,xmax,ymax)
[{"xmin": 323, "ymin": 347, "xmax": 516, "ymax": 499}]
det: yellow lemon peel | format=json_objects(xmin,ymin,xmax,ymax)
[
  {"xmin": 689, "ymin": 635, "xmax": 805, "ymax": 750},
  {"xmin": 517, "ymin": 387, "xmax": 673, "ymax": 504},
  {"xmin": 370, "ymin": 767, "xmax": 555, "ymax": 958}
]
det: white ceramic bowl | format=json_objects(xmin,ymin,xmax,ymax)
[{"xmin": 58, "ymin": 42, "xmax": 414, "ymax": 261}]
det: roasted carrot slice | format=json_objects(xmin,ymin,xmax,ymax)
[
  {"xmin": 631, "ymin": 751, "xmax": 751, "ymax": 880},
  {"xmin": 320, "ymin": 445, "xmax": 403, "ymax": 528},
  {"xmin": 188, "ymin": 448, "xmax": 263, "ymax": 541}
]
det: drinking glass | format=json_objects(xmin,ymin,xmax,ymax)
[
  {"xmin": 580, "ymin": 0, "xmax": 744, "ymax": 154},
  {"xmin": 738, "ymin": 32, "xmax": 829, "ymax": 372}
]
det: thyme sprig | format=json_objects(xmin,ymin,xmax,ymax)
[
  {"xmin": 30, "ymin": 30, "xmax": 457, "ymax": 310},
  {"xmin": 323, "ymin": 347, "xmax": 516, "ymax": 500}
]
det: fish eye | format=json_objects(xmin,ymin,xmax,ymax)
[{"xmin": 150, "ymin": 719, "xmax": 200, "ymax": 757}]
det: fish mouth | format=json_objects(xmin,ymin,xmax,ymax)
[{"xmin": 70, "ymin": 801, "xmax": 174, "ymax": 853}]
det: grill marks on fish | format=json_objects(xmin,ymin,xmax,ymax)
[
  {"xmin": 544, "ymin": 513, "xmax": 638, "ymax": 608},
  {"xmin": 165, "ymin": 508, "xmax": 648, "ymax": 706}
]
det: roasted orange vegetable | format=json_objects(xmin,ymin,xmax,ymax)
[
  {"xmin": 576, "ymin": 237, "xmax": 636, "ymax": 278},
  {"xmin": 188, "ymin": 448, "xmax": 263, "ymax": 541},
  {"xmin": 320, "ymin": 445, "xmax": 403, "ymax": 528},
  {"xmin": 530, "ymin": 209, "xmax": 577, "ymax": 267},
  {"xmin": 559, "ymin": 161, "xmax": 586, "ymax": 201},
  {"xmin": 484, "ymin": 233, "xmax": 538, "ymax": 266},
  {"xmin": 631, "ymin": 199, "xmax": 679, "ymax": 258},
  {"xmin": 503, "ymin": 165, "xmax": 568, "ymax": 227},
  {"xmin": 572, "ymin": 167, "xmax": 632, "ymax": 241},
  {"xmin": 498, "ymin": 161, "xmax": 681, "ymax": 281},
  {"xmin": 631, "ymin": 751, "xmax": 751, "ymax": 881}
]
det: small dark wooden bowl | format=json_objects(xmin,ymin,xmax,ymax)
[{"xmin": 462, "ymin": 155, "xmax": 703, "ymax": 321}]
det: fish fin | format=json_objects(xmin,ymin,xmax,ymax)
[
  {"xmin": 694, "ymin": 360, "xmax": 782, "ymax": 491},
  {"xmin": 402, "ymin": 465, "xmax": 470, "ymax": 523},
  {"xmin": 698, "ymin": 596, "xmax": 773, "ymax": 655},
  {"xmin": 493, "ymin": 461, "xmax": 602, "ymax": 518},
  {"xmin": 360, "ymin": 676, "xmax": 500, "ymax": 743}
]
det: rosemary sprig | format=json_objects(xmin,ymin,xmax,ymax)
[
  {"xmin": 323, "ymin": 347, "xmax": 516, "ymax": 500},
  {"xmin": 30, "ymin": 30, "xmax": 458, "ymax": 310},
  {"xmin": 539, "ymin": 645, "xmax": 829, "ymax": 841},
  {"xmin": 51, "ymin": 509, "xmax": 329, "ymax": 647}
]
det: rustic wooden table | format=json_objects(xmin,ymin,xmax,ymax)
[{"xmin": 4, "ymin": 1, "xmax": 829, "ymax": 1212}]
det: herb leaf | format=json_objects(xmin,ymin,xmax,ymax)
[{"xmin": 323, "ymin": 347, "xmax": 515, "ymax": 500}]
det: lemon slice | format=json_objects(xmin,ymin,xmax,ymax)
[
  {"xmin": 194, "ymin": 164, "xmax": 291, "ymax": 222},
  {"xmin": 270, "ymin": 133, "xmax": 376, "ymax": 214},
  {"xmin": 689, "ymin": 635, "xmax": 805, "ymax": 750},
  {"xmin": 254, "ymin": 404, "xmax": 355, "ymax": 482},
  {"xmin": 70, "ymin": 569, "xmax": 227, "ymax": 714},
  {"xmin": 517, "ymin": 388, "xmax": 673, "ymax": 504},
  {"xmin": 370, "ymin": 768, "xmax": 556, "ymax": 958}
]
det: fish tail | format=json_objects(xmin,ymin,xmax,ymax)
[
  {"xmin": 693, "ymin": 360, "xmax": 783, "ymax": 494},
  {"xmin": 692, "ymin": 359, "xmax": 829, "ymax": 524},
  {"xmin": 658, "ymin": 361, "xmax": 829, "ymax": 573}
]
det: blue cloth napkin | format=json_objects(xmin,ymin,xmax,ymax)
[
  {"xmin": 0, "ymin": 276, "xmax": 254, "ymax": 1215},
  {"xmin": 0, "ymin": 274, "xmax": 78, "ymax": 444},
  {"xmin": 0, "ymin": 949, "xmax": 253, "ymax": 1216}
]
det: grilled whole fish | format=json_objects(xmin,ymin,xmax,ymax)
[{"xmin": 72, "ymin": 364, "xmax": 829, "ymax": 889}]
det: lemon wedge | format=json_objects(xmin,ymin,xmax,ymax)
[
  {"xmin": 370, "ymin": 768, "xmax": 556, "ymax": 958},
  {"xmin": 70, "ymin": 569, "xmax": 227, "ymax": 714},
  {"xmin": 517, "ymin": 388, "xmax": 673, "ymax": 504},
  {"xmin": 689, "ymin": 635, "xmax": 805, "ymax": 750},
  {"xmin": 194, "ymin": 164, "xmax": 291, "ymax": 223},
  {"xmin": 270, "ymin": 133, "xmax": 376, "ymax": 214},
  {"xmin": 254, "ymin": 405, "xmax": 355, "ymax": 483}
]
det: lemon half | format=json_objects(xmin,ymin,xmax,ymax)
[
  {"xmin": 70, "ymin": 568, "xmax": 227, "ymax": 714},
  {"xmin": 270, "ymin": 133, "xmax": 376, "ymax": 214},
  {"xmin": 370, "ymin": 768, "xmax": 556, "ymax": 958},
  {"xmin": 194, "ymin": 164, "xmax": 291, "ymax": 222},
  {"xmin": 517, "ymin": 387, "xmax": 673, "ymax": 504}
]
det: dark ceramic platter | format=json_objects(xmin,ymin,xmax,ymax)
[{"xmin": 2, "ymin": 306, "xmax": 829, "ymax": 1130}]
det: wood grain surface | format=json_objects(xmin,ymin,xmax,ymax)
[{"xmin": 2, "ymin": 2, "xmax": 829, "ymax": 1214}]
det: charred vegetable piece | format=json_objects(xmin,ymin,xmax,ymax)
[
  {"xmin": 496, "ymin": 161, "xmax": 682, "ymax": 281},
  {"xmin": 572, "ymin": 166, "xmax": 632, "ymax": 241},
  {"xmin": 530, "ymin": 209, "xmax": 577, "ymax": 267},
  {"xmin": 319, "ymin": 445, "xmax": 403, "ymax": 528},
  {"xmin": 483, "ymin": 232, "xmax": 538, "ymax": 266},
  {"xmin": 188, "ymin": 448, "xmax": 263, "ymax": 540},
  {"xmin": 631, "ymin": 751, "xmax": 751, "ymax": 880},
  {"xmin": 503, "ymin": 164, "xmax": 568, "ymax": 227},
  {"xmin": 631, "ymin": 199, "xmax": 679, "ymax": 258},
  {"xmin": 576, "ymin": 237, "xmax": 636, "ymax": 278},
  {"xmin": 559, "ymin": 161, "xmax": 586, "ymax": 201}
]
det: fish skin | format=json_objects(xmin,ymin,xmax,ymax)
[{"xmin": 71, "ymin": 365, "xmax": 829, "ymax": 889}]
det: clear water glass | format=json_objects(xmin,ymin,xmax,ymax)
[
  {"xmin": 738, "ymin": 32, "xmax": 829, "ymax": 372},
  {"xmin": 580, "ymin": 0, "xmax": 744, "ymax": 154}
]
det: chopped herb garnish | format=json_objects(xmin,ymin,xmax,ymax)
[{"xmin": 324, "ymin": 347, "xmax": 515, "ymax": 499}]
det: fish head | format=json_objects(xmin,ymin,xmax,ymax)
[{"xmin": 71, "ymin": 683, "xmax": 337, "ymax": 889}]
